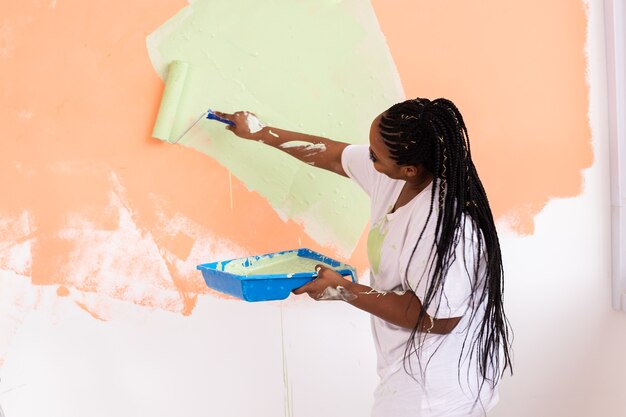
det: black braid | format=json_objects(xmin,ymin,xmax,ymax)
[{"xmin": 379, "ymin": 98, "xmax": 513, "ymax": 394}]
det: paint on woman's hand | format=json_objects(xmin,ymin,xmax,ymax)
[
  {"xmin": 244, "ymin": 112, "xmax": 265, "ymax": 133},
  {"xmin": 280, "ymin": 141, "xmax": 327, "ymax": 153},
  {"xmin": 317, "ymin": 285, "xmax": 357, "ymax": 301}
]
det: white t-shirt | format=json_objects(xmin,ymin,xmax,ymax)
[{"xmin": 342, "ymin": 145, "xmax": 499, "ymax": 417}]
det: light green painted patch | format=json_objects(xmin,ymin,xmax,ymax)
[{"xmin": 146, "ymin": 0, "xmax": 403, "ymax": 256}]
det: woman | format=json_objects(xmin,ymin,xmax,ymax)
[{"xmin": 216, "ymin": 97, "xmax": 512, "ymax": 416}]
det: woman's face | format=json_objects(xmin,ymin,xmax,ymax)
[{"xmin": 369, "ymin": 114, "xmax": 417, "ymax": 180}]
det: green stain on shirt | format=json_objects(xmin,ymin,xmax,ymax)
[
  {"xmin": 146, "ymin": 0, "xmax": 403, "ymax": 256},
  {"xmin": 367, "ymin": 220, "xmax": 387, "ymax": 276}
]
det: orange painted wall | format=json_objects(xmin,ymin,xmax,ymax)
[
  {"xmin": 0, "ymin": 0, "xmax": 590, "ymax": 358},
  {"xmin": 372, "ymin": 0, "xmax": 591, "ymax": 233}
]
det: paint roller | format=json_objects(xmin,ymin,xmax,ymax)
[{"xmin": 152, "ymin": 60, "xmax": 234, "ymax": 144}]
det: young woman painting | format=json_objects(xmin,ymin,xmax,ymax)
[{"xmin": 216, "ymin": 97, "xmax": 512, "ymax": 417}]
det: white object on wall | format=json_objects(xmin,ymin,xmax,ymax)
[{"xmin": 604, "ymin": 0, "xmax": 626, "ymax": 311}]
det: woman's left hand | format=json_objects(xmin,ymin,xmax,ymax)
[{"xmin": 292, "ymin": 265, "xmax": 351, "ymax": 300}]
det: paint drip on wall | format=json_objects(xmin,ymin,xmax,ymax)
[{"xmin": 146, "ymin": 0, "xmax": 404, "ymax": 257}]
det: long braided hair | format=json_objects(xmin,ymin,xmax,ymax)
[{"xmin": 378, "ymin": 97, "xmax": 512, "ymax": 389}]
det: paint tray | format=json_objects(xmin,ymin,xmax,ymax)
[{"xmin": 196, "ymin": 248, "xmax": 357, "ymax": 302}]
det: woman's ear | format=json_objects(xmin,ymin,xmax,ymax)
[{"xmin": 402, "ymin": 165, "xmax": 419, "ymax": 178}]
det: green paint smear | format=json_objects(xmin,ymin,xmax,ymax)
[{"xmin": 147, "ymin": 0, "xmax": 403, "ymax": 256}]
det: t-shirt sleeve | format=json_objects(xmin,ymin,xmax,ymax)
[{"xmin": 341, "ymin": 144, "xmax": 376, "ymax": 196}]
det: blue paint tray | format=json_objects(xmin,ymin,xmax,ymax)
[{"xmin": 196, "ymin": 248, "xmax": 357, "ymax": 302}]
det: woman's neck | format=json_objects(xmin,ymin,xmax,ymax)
[{"xmin": 406, "ymin": 172, "xmax": 433, "ymax": 195}]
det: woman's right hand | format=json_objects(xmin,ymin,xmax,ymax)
[{"xmin": 214, "ymin": 111, "xmax": 266, "ymax": 141}]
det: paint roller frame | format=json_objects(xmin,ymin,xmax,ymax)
[{"xmin": 169, "ymin": 109, "xmax": 235, "ymax": 144}]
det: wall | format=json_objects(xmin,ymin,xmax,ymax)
[
  {"xmin": 492, "ymin": 2, "xmax": 626, "ymax": 415},
  {"xmin": 1, "ymin": 1, "xmax": 624, "ymax": 416}
]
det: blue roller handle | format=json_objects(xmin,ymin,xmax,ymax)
[{"xmin": 206, "ymin": 109, "xmax": 235, "ymax": 126}]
